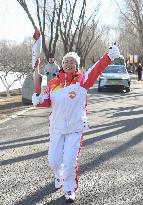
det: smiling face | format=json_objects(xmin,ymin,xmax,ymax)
[{"xmin": 62, "ymin": 57, "xmax": 78, "ymax": 73}]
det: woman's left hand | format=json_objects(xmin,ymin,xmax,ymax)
[{"xmin": 108, "ymin": 45, "xmax": 120, "ymax": 61}]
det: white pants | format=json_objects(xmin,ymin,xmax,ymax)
[{"xmin": 48, "ymin": 132, "xmax": 83, "ymax": 193}]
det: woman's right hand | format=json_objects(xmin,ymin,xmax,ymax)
[{"xmin": 32, "ymin": 93, "xmax": 44, "ymax": 105}]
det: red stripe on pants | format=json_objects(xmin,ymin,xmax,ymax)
[{"xmin": 75, "ymin": 134, "xmax": 84, "ymax": 191}]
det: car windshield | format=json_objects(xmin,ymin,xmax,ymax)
[{"xmin": 103, "ymin": 66, "xmax": 126, "ymax": 74}]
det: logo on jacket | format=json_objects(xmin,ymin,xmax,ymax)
[{"xmin": 69, "ymin": 91, "xmax": 76, "ymax": 99}]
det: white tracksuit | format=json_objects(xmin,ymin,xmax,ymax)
[{"xmin": 36, "ymin": 53, "xmax": 111, "ymax": 193}]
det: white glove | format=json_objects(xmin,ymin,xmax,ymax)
[
  {"xmin": 108, "ymin": 45, "xmax": 120, "ymax": 61},
  {"xmin": 32, "ymin": 93, "xmax": 44, "ymax": 106}
]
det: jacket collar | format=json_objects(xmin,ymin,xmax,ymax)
[{"xmin": 56, "ymin": 70, "xmax": 83, "ymax": 85}]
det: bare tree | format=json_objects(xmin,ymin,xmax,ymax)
[
  {"xmin": 59, "ymin": 0, "xmax": 102, "ymax": 66},
  {"xmin": 17, "ymin": 0, "xmax": 104, "ymax": 65},
  {"xmin": 0, "ymin": 40, "xmax": 32, "ymax": 96},
  {"xmin": 114, "ymin": 0, "xmax": 143, "ymax": 60},
  {"xmin": 17, "ymin": 0, "xmax": 64, "ymax": 59},
  {"xmin": 75, "ymin": 19, "xmax": 102, "ymax": 67}
]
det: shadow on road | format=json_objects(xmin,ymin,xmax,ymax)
[
  {"xmin": 13, "ymin": 182, "xmax": 59, "ymax": 205},
  {"xmin": 10, "ymin": 130, "xmax": 143, "ymax": 205},
  {"xmin": 80, "ymin": 131, "xmax": 143, "ymax": 175},
  {"xmin": 1, "ymin": 150, "xmax": 48, "ymax": 166},
  {"xmin": 87, "ymin": 86, "xmax": 143, "ymax": 105},
  {"xmin": 0, "ymin": 138, "xmax": 49, "ymax": 151},
  {"xmin": 83, "ymin": 116, "xmax": 143, "ymax": 147},
  {"xmin": 44, "ymin": 196, "xmax": 67, "ymax": 205},
  {"xmin": 0, "ymin": 134, "xmax": 49, "ymax": 145}
]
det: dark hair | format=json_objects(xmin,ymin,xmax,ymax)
[{"xmin": 48, "ymin": 53, "xmax": 54, "ymax": 59}]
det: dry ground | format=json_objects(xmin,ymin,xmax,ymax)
[{"xmin": 0, "ymin": 94, "xmax": 31, "ymax": 121}]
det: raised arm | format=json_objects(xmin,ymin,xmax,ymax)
[{"xmin": 81, "ymin": 45, "xmax": 120, "ymax": 89}]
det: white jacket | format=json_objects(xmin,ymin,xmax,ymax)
[{"xmin": 36, "ymin": 53, "xmax": 111, "ymax": 134}]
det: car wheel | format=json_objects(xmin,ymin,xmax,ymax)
[
  {"xmin": 126, "ymin": 87, "xmax": 130, "ymax": 92},
  {"xmin": 98, "ymin": 86, "xmax": 102, "ymax": 92}
]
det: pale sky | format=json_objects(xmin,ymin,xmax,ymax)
[
  {"xmin": 0, "ymin": 0, "xmax": 119, "ymax": 43},
  {"xmin": 0, "ymin": 0, "xmax": 34, "ymax": 42}
]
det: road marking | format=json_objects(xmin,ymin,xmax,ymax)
[{"xmin": 0, "ymin": 107, "xmax": 35, "ymax": 124}]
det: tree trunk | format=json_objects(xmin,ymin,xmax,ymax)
[{"xmin": 6, "ymin": 88, "xmax": 10, "ymax": 97}]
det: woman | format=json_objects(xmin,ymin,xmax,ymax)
[{"xmin": 32, "ymin": 45, "xmax": 120, "ymax": 203}]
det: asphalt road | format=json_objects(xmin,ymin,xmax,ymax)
[{"xmin": 1, "ymin": 77, "xmax": 143, "ymax": 205}]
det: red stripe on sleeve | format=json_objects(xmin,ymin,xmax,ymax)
[{"xmin": 81, "ymin": 53, "xmax": 111, "ymax": 90}]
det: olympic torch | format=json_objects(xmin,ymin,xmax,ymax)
[{"xmin": 32, "ymin": 28, "xmax": 42, "ymax": 95}]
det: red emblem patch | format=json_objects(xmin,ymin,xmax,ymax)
[{"xmin": 69, "ymin": 91, "xmax": 76, "ymax": 99}]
